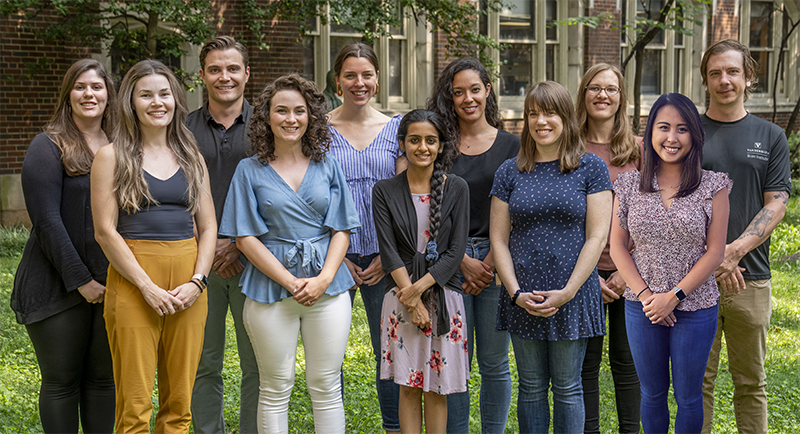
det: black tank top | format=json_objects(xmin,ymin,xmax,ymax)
[{"xmin": 117, "ymin": 168, "xmax": 194, "ymax": 240}]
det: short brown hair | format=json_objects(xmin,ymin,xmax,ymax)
[
  {"xmin": 701, "ymin": 39, "xmax": 759, "ymax": 102},
  {"xmin": 200, "ymin": 36, "xmax": 248, "ymax": 70},
  {"xmin": 518, "ymin": 81, "xmax": 584, "ymax": 173}
]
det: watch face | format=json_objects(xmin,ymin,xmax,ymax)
[{"xmin": 675, "ymin": 288, "xmax": 687, "ymax": 301}]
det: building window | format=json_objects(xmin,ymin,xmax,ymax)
[
  {"xmin": 739, "ymin": 0, "xmax": 799, "ymax": 109},
  {"xmin": 303, "ymin": 4, "xmax": 413, "ymax": 110},
  {"xmin": 620, "ymin": 0, "xmax": 701, "ymax": 111},
  {"xmin": 484, "ymin": 0, "xmax": 568, "ymax": 112}
]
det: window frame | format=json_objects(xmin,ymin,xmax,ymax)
[
  {"xmin": 619, "ymin": 0, "xmax": 702, "ymax": 115},
  {"xmin": 305, "ymin": 5, "xmax": 416, "ymax": 111},
  {"xmin": 739, "ymin": 0, "xmax": 798, "ymax": 113},
  {"xmin": 485, "ymin": 0, "xmax": 572, "ymax": 117}
]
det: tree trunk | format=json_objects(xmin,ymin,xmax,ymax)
[
  {"xmin": 146, "ymin": 11, "xmax": 159, "ymax": 57},
  {"xmin": 788, "ymin": 97, "xmax": 800, "ymax": 162},
  {"xmin": 633, "ymin": 49, "xmax": 643, "ymax": 134}
]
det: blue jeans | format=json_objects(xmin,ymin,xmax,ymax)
[
  {"xmin": 447, "ymin": 237, "xmax": 512, "ymax": 434},
  {"xmin": 511, "ymin": 335, "xmax": 588, "ymax": 434},
  {"xmin": 626, "ymin": 300, "xmax": 718, "ymax": 434},
  {"xmin": 346, "ymin": 253, "xmax": 400, "ymax": 432}
]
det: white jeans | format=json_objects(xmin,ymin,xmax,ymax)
[{"xmin": 244, "ymin": 293, "xmax": 352, "ymax": 434}]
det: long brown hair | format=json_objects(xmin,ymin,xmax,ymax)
[
  {"xmin": 46, "ymin": 59, "xmax": 116, "ymax": 176},
  {"xmin": 112, "ymin": 60, "xmax": 206, "ymax": 214},
  {"xmin": 576, "ymin": 63, "xmax": 639, "ymax": 166},
  {"xmin": 518, "ymin": 81, "xmax": 584, "ymax": 173}
]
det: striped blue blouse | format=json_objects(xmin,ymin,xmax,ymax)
[{"xmin": 329, "ymin": 114, "xmax": 403, "ymax": 256}]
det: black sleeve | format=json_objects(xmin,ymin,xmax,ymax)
[
  {"xmin": 427, "ymin": 176, "xmax": 469, "ymax": 287},
  {"xmin": 372, "ymin": 180, "xmax": 406, "ymax": 275},
  {"xmin": 21, "ymin": 135, "xmax": 93, "ymax": 291}
]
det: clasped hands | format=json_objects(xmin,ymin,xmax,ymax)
[
  {"xmin": 396, "ymin": 283, "xmax": 431, "ymax": 328},
  {"xmin": 640, "ymin": 290, "xmax": 678, "ymax": 327},
  {"xmin": 460, "ymin": 255, "xmax": 494, "ymax": 295},
  {"xmin": 343, "ymin": 256, "xmax": 386, "ymax": 289},
  {"xmin": 514, "ymin": 288, "xmax": 574, "ymax": 318}
]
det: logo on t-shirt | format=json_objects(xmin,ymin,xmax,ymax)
[{"xmin": 747, "ymin": 141, "xmax": 769, "ymax": 161}]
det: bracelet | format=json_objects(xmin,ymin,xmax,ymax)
[
  {"xmin": 189, "ymin": 279, "xmax": 204, "ymax": 293},
  {"xmin": 511, "ymin": 289, "xmax": 522, "ymax": 305},
  {"xmin": 636, "ymin": 286, "xmax": 650, "ymax": 299}
]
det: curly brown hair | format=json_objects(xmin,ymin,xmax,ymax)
[{"xmin": 249, "ymin": 73, "xmax": 330, "ymax": 164}]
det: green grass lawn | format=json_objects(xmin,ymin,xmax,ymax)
[{"xmin": 1, "ymin": 197, "xmax": 798, "ymax": 433}]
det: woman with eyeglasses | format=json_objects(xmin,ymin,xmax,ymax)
[{"xmin": 576, "ymin": 63, "xmax": 643, "ymax": 434}]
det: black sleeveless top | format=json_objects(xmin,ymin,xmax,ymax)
[{"xmin": 117, "ymin": 168, "xmax": 194, "ymax": 240}]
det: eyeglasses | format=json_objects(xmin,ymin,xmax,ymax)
[{"xmin": 586, "ymin": 85, "xmax": 621, "ymax": 96}]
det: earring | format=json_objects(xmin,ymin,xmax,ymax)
[
  {"xmin": 337, "ymin": 85, "xmax": 342, "ymax": 96},
  {"xmin": 375, "ymin": 84, "xmax": 380, "ymax": 94},
  {"xmin": 746, "ymin": 81, "xmax": 751, "ymax": 87}
]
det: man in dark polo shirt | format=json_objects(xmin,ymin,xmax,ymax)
[
  {"xmin": 700, "ymin": 39, "xmax": 791, "ymax": 434},
  {"xmin": 187, "ymin": 35, "xmax": 257, "ymax": 434}
]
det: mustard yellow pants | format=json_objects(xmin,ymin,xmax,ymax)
[{"xmin": 104, "ymin": 239, "xmax": 207, "ymax": 434}]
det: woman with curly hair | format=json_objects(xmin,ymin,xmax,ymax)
[
  {"xmin": 426, "ymin": 57, "xmax": 519, "ymax": 433},
  {"xmin": 13, "ymin": 58, "xmax": 116, "ymax": 433},
  {"xmin": 219, "ymin": 73, "xmax": 360, "ymax": 434},
  {"xmin": 92, "ymin": 59, "xmax": 216, "ymax": 432}
]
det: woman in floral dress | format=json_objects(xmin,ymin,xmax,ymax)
[{"xmin": 373, "ymin": 109, "xmax": 469, "ymax": 433}]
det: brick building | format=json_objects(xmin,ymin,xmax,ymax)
[{"xmin": 2, "ymin": 0, "xmax": 798, "ymax": 225}]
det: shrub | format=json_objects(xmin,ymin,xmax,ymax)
[{"xmin": 0, "ymin": 225, "xmax": 29, "ymax": 258}]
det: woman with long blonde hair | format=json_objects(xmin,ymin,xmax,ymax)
[
  {"xmin": 92, "ymin": 59, "xmax": 216, "ymax": 432},
  {"xmin": 576, "ymin": 63, "xmax": 642, "ymax": 434}
]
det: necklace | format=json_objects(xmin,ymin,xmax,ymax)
[{"xmin": 460, "ymin": 124, "xmax": 491, "ymax": 150}]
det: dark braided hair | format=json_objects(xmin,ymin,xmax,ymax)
[{"xmin": 397, "ymin": 109, "xmax": 456, "ymax": 315}]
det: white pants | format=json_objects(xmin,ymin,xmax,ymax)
[{"xmin": 243, "ymin": 293, "xmax": 352, "ymax": 434}]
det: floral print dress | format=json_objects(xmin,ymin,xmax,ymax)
[{"xmin": 379, "ymin": 193, "xmax": 469, "ymax": 395}]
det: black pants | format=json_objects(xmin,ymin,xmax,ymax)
[
  {"xmin": 581, "ymin": 269, "xmax": 641, "ymax": 434},
  {"xmin": 25, "ymin": 301, "xmax": 115, "ymax": 433}
]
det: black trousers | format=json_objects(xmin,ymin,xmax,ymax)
[
  {"xmin": 581, "ymin": 269, "xmax": 641, "ymax": 434},
  {"xmin": 25, "ymin": 300, "xmax": 115, "ymax": 434}
]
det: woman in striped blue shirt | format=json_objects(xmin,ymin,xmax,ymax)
[{"xmin": 327, "ymin": 42, "xmax": 406, "ymax": 434}]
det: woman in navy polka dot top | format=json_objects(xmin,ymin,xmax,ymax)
[{"xmin": 490, "ymin": 81, "xmax": 613, "ymax": 433}]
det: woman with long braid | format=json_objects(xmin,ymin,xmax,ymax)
[{"xmin": 373, "ymin": 109, "xmax": 469, "ymax": 433}]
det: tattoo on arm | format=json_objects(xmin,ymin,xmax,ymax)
[
  {"xmin": 774, "ymin": 191, "xmax": 789, "ymax": 205},
  {"xmin": 740, "ymin": 208, "xmax": 775, "ymax": 239}
]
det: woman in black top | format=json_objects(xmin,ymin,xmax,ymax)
[
  {"xmin": 427, "ymin": 57, "xmax": 519, "ymax": 433},
  {"xmin": 92, "ymin": 60, "xmax": 216, "ymax": 432},
  {"xmin": 12, "ymin": 59, "xmax": 116, "ymax": 433}
]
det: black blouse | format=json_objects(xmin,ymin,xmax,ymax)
[
  {"xmin": 12, "ymin": 134, "xmax": 108, "ymax": 324},
  {"xmin": 372, "ymin": 171, "xmax": 469, "ymax": 334}
]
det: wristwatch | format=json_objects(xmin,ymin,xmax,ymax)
[
  {"xmin": 192, "ymin": 273, "xmax": 208, "ymax": 291},
  {"xmin": 673, "ymin": 286, "xmax": 687, "ymax": 302}
]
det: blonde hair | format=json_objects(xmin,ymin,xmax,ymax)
[
  {"xmin": 46, "ymin": 59, "xmax": 116, "ymax": 176},
  {"xmin": 576, "ymin": 63, "xmax": 640, "ymax": 167},
  {"xmin": 518, "ymin": 81, "xmax": 584, "ymax": 173},
  {"xmin": 112, "ymin": 60, "xmax": 206, "ymax": 214}
]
